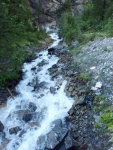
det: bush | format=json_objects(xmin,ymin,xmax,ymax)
[
  {"xmin": 59, "ymin": 12, "xmax": 84, "ymax": 45},
  {"xmin": 0, "ymin": 0, "xmax": 47, "ymax": 86}
]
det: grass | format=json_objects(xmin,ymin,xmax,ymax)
[{"xmin": 80, "ymin": 72, "xmax": 91, "ymax": 82}]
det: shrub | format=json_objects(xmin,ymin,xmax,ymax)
[{"xmin": 0, "ymin": 0, "xmax": 47, "ymax": 86}]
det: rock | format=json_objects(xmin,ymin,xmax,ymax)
[
  {"xmin": 45, "ymin": 119, "xmax": 68, "ymax": 149},
  {"xmin": 52, "ymin": 64, "xmax": 58, "ymax": 69},
  {"xmin": 51, "ymin": 72, "xmax": 59, "ymax": 78},
  {"xmin": 28, "ymin": 122, "xmax": 40, "ymax": 127},
  {"xmin": 54, "ymin": 45, "xmax": 65, "ymax": 51},
  {"xmin": 28, "ymin": 102, "xmax": 37, "ymax": 112},
  {"xmin": 56, "ymin": 79, "xmax": 62, "ymax": 86},
  {"xmin": 50, "ymin": 87, "xmax": 56, "ymax": 94},
  {"xmin": 76, "ymin": 4, "xmax": 84, "ymax": 14},
  {"xmin": 19, "ymin": 130, "xmax": 26, "ymax": 137},
  {"xmin": 45, "ymin": 126, "xmax": 68, "ymax": 149},
  {"xmin": 68, "ymin": 86, "xmax": 74, "ymax": 92},
  {"xmin": 64, "ymin": 133, "xmax": 80, "ymax": 149},
  {"xmin": 31, "ymin": 66, "xmax": 36, "ymax": 71},
  {"xmin": 0, "ymin": 121, "xmax": 4, "ymax": 132},
  {"xmin": 36, "ymin": 119, "xmax": 68, "ymax": 149},
  {"xmin": 22, "ymin": 113, "xmax": 32, "ymax": 122},
  {"xmin": 37, "ymin": 135, "xmax": 46, "ymax": 150},
  {"xmin": 71, "ymin": 41, "xmax": 79, "ymax": 48},
  {"xmin": 74, "ymin": 96, "xmax": 86, "ymax": 106},
  {"xmin": 9, "ymin": 126, "xmax": 21, "ymax": 134},
  {"xmin": 79, "ymin": 143, "xmax": 89, "ymax": 150},
  {"xmin": 38, "ymin": 59, "xmax": 48, "ymax": 67},
  {"xmin": 48, "ymin": 47, "xmax": 55, "ymax": 55},
  {"xmin": 39, "ymin": 54, "xmax": 43, "ymax": 57},
  {"xmin": 68, "ymin": 106, "xmax": 75, "ymax": 115},
  {"xmin": 67, "ymin": 70, "xmax": 74, "ymax": 76}
]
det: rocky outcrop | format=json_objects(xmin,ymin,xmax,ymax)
[
  {"xmin": 29, "ymin": 0, "xmax": 89, "ymax": 25},
  {"xmin": 29, "ymin": 0, "xmax": 67, "ymax": 24}
]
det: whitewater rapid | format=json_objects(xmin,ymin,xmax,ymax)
[{"xmin": 0, "ymin": 27, "xmax": 74, "ymax": 150}]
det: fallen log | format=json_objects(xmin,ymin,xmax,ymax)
[
  {"xmin": 0, "ymin": 139, "xmax": 10, "ymax": 150},
  {"xmin": 7, "ymin": 88, "xmax": 14, "ymax": 100}
]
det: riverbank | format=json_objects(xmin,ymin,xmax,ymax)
[{"xmin": 0, "ymin": 25, "xmax": 112, "ymax": 150}]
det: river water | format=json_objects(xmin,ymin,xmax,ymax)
[{"xmin": 0, "ymin": 27, "xmax": 74, "ymax": 150}]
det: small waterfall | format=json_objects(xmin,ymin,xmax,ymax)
[{"xmin": 0, "ymin": 26, "xmax": 74, "ymax": 150}]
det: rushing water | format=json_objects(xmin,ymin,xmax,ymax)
[{"xmin": 0, "ymin": 27, "xmax": 74, "ymax": 150}]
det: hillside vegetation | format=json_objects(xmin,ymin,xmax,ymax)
[
  {"xmin": 0, "ymin": 0, "xmax": 47, "ymax": 86},
  {"xmin": 59, "ymin": 0, "xmax": 113, "ymax": 45}
]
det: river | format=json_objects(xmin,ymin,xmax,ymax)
[{"xmin": 0, "ymin": 26, "xmax": 74, "ymax": 150}]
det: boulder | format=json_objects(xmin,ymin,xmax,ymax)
[
  {"xmin": 50, "ymin": 87, "xmax": 56, "ymax": 94},
  {"xmin": 9, "ymin": 126, "xmax": 21, "ymax": 134},
  {"xmin": 22, "ymin": 113, "xmax": 32, "ymax": 122},
  {"xmin": 74, "ymin": 96, "xmax": 86, "ymax": 106},
  {"xmin": 0, "ymin": 121, "xmax": 4, "ymax": 132},
  {"xmin": 38, "ymin": 60, "xmax": 48, "ymax": 67},
  {"xmin": 29, "ymin": 102, "xmax": 37, "ymax": 112},
  {"xmin": 56, "ymin": 79, "xmax": 62, "ymax": 86},
  {"xmin": 45, "ymin": 124, "xmax": 68, "ymax": 149}
]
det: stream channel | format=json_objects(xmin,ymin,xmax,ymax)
[{"xmin": 0, "ymin": 26, "xmax": 74, "ymax": 150}]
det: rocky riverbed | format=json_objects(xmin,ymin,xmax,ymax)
[{"xmin": 0, "ymin": 27, "xmax": 113, "ymax": 150}]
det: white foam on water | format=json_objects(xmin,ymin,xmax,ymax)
[{"xmin": 0, "ymin": 27, "xmax": 74, "ymax": 150}]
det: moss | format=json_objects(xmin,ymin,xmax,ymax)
[
  {"xmin": 80, "ymin": 72, "xmax": 91, "ymax": 82},
  {"xmin": 94, "ymin": 95, "xmax": 105, "ymax": 103},
  {"xmin": 94, "ymin": 122, "xmax": 100, "ymax": 128}
]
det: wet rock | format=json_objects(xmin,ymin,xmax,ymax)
[
  {"xmin": 54, "ymin": 45, "xmax": 66, "ymax": 51},
  {"xmin": 39, "ymin": 54, "xmax": 43, "ymax": 57},
  {"xmin": 38, "ymin": 59, "xmax": 48, "ymax": 67},
  {"xmin": 29, "ymin": 102, "xmax": 37, "ymax": 112},
  {"xmin": 45, "ymin": 119, "xmax": 68, "ymax": 149},
  {"xmin": 0, "ymin": 121, "xmax": 4, "ymax": 132},
  {"xmin": 51, "ymin": 72, "xmax": 59, "ymax": 78},
  {"xmin": 37, "ymin": 135, "xmax": 46, "ymax": 149},
  {"xmin": 9, "ymin": 126, "xmax": 21, "ymax": 134},
  {"xmin": 19, "ymin": 130, "xmax": 26, "ymax": 137},
  {"xmin": 56, "ymin": 79, "xmax": 62, "ymax": 86},
  {"xmin": 48, "ymin": 47, "xmax": 55, "ymax": 55},
  {"xmin": 22, "ymin": 113, "xmax": 32, "ymax": 122},
  {"xmin": 31, "ymin": 66, "xmax": 36, "ymax": 71},
  {"xmin": 52, "ymin": 64, "xmax": 59, "ymax": 69},
  {"xmin": 64, "ymin": 133, "xmax": 80, "ymax": 150},
  {"xmin": 32, "ymin": 112, "xmax": 45, "ymax": 122},
  {"xmin": 28, "ymin": 77, "xmax": 38, "ymax": 88},
  {"xmin": 33, "ymin": 81, "xmax": 47, "ymax": 91},
  {"xmin": 28, "ymin": 122, "xmax": 40, "ymax": 127},
  {"xmin": 68, "ymin": 105, "xmax": 75, "ymax": 116},
  {"xmin": 50, "ymin": 87, "xmax": 56, "ymax": 94},
  {"xmin": 45, "ymin": 126, "xmax": 68, "ymax": 149}
]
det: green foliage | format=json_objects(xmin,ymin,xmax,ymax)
[
  {"xmin": 80, "ymin": 72, "xmax": 91, "ymax": 82},
  {"xmin": 0, "ymin": 0, "xmax": 47, "ymax": 86},
  {"xmin": 99, "ymin": 107, "xmax": 113, "ymax": 135},
  {"xmin": 59, "ymin": 0, "xmax": 113, "ymax": 46},
  {"xmin": 59, "ymin": 12, "xmax": 84, "ymax": 45},
  {"xmin": 93, "ymin": 95, "xmax": 110, "ymax": 113}
]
